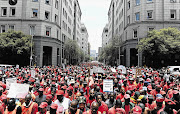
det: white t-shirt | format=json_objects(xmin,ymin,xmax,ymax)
[{"xmin": 53, "ymin": 97, "xmax": 70, "ymax": 113}]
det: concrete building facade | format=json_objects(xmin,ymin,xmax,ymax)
[
  {"xmin": 80, "ymin": 23, "xmax": 89, "ymax": 56},
  {"xmin": 104, "ymin": 0, "xmax": 180, "ymax": 67},
  {"xmin": 102, "ymin": 24, "xmax": 109, "ymax": 48},
  {"xmin": 0, "ymin": 0, "xmax": 86, "ymax": 66}
]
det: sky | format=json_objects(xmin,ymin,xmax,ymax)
[{"xmin": 78, "ymin": 0, "xmax": 111, "ymax": 53}]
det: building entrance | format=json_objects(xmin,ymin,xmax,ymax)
[{"xmin": 43, "ymin": 46, "xmax": 52, "ymax": 66}]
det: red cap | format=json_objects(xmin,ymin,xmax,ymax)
[
  {"xmin": 147, "ymin": 86, "xmax": 152, "ymax": 90},
  {"xmin": 67, "ymin": 86, "xmax": 73, "ymax": 91},
  {"xmin": 161, "ymin": 91, "xmax": 166, "ymax": 95},
  {"xmin": 156, "ymin": 97, "xmax": 164, "ymax": 102},
  {"xmin": 50, "ymin": 104, "xmax": 58, "ymax": 109},
  {"xmin": 146, "ymin": 78, "xmax": 151, "ymax": 82},
  {"xmin": 61, "ymin": 81, "xmax": 65, "ymax": 84},
  {"xmin": 133, "ymin": 106, "xmax": 142, "ymax": 114},
  {"xmin": 1, "ymin": 95, "xmax": 7, "ymax": 100},
  {"xmin": 75, "ymin": 85, "xmax": 79, "ymax": 88},
  {"xmin": 39, "ymin": 88, "xmax": 44, "ymax": 91},
  {"xmin": 0, "ymin": 87, "xmax": 3, "ymax": 91},
  {"xmin": 39, "ymin": 102, "xmax": 48, "ymax": 108},
  {"xmin": 115, "ymin": 108, "xmax": 125, "ymax": 113},
  {"xmin": 124, "ymin": 94, "xmax": 130, "ymax": 99},
  {"xmin": 52, "ymin": 82, "xmax": 56, "ymax": 85},
  {"xmin": 56, "ymin": 90, "xmax": 64, "ymax": 95},
  {"xmin": 61, "ymin": 86, "xmax": 67, "ymax": 89},
  {"xmin": 173, "ymin": 90, "xmax": 179, "ymax": 94},
  {"xmin": 165, "ymin": 98, "xmax": 176, "ymax": 105},
  {"xmin": 128, "ymin": 86, "xmax": 134, "ymax": 91},
  {"xmin": 46, "ymin": 94, "xmax": 52, "ymax": 100}
]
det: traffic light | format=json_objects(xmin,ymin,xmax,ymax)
[{"xmin": 9, "ymin": 0, "xmax": 17, "ymax": 5}]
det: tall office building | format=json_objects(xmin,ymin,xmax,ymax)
[
  {"xmin": 103, "ymin": 0, "xmax": 180, "ymax": 67},
  {"xmin": 0, "ymin": 0, "xmax": 87, "ymax": 66},
  {"xmin": 80, "ymin": 23, "xmax": 89, "ymax": 56}
]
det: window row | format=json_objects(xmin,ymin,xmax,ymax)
[
  {"xmin": 32, "ymin": 0, "xmax": 59, "ymax": 9},
  {"xmin": 127, "ymin": 10, "xmax": 177, "ymax": 23},
  {"xmin": 1, "ymin": 7, "xmax": 15, "ymax": 17},
  {"xmin": 128, "ymin": 0, "xmax": 153, "ymax": 9},
  {"xmin": 0, "ymin": 25, "xmax": 15, "ymax": 33}
]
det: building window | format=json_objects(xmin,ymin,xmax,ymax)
[
  {"xmin": 1, "ymin": 8, "xmax": 7, "ymax": 16},
  {"xmin": 32, "ymin": 9, "xmax": 38, "ymax": 17},
  {"xmin": 127, "ymin": 16, "xmax": 130, "ymax": 24},
  {"xmin": 147, "ymin": 10, "xmax": 153, "ymax": 19},
  {"xmin": 10, "ymin": 8, "xmax": 15, "ymax": 16},
  {"xmin": 133, "ymin": 29, "xmax": 138, "ymax": 38},
  {"xmin": 135, "ymin": 12, "xmax": 140, "ymax": 21},
  {"xmin": 148, "ymin": 27, "xmax": 154, "ymax": 31},
  {"xmin": 45, "ymin": 11, "xmax": 50, "ymax": 20},
  {"xmin": 30, "ymin": 26, "xmax": 35, "ymax": 35},
  {"xmin": 32, "ymin": 0, "xmax": 38, "ymax": 2},
  {"xmin": 46, "ymin": 27, "xmax": 51, "ymax": 36},
  {"xmin": 45, "ymin": 0, "xmax": 50, "ymax": 4},
  {"xmin": 136, "ymin": 0, "xmax": 140, "ymax": 5},
  {"xmin": 170, "ymin": 0, "xmax": 176, "ymax": 3},
  {"xmin": 1, "ymin": 25, "xmax": 5, "ymax": 33},
  {"xmin": 9, "ymin": 25, "xmax": 15, "ymax": 30},
  {"xmin": 55, "ymin": 0, "xmax": 58, "ymax": 9},
  {"xmin": 55, "ymin": 14, "xmax": 58, "ymax": 23},
  {"xmin": 170, "ymin": 10, "xmax": 176, "ymax": 19},
  {"xmin": 128, "ymin": 1, "xmax": 130, "ymax": 9}
]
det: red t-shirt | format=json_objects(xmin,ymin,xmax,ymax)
[{"xmin": 97, "ymin": 101, "xmax": 108, "ymax": 114}]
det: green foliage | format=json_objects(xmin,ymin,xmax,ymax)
[
  {"xmin": 64, "ymin": 39, "xmax": 87, "ymax": 65},
  {"xmin": 0, "ymin": 30, "xmax": 32, "ymax": 66},
  {"xmin": 137, "ymin": 27, "xmax": 180, "ymax": 67},
  {"xmin": 99, "ymin": 36, "xmax": 121, "ymax": 66}
]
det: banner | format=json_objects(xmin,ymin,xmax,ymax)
[
  {"xmin": 111, "ymin": 68, "xmax": 116, "ymax": 73},
  {"xmin": 31, "ymin": 69, "xmax": 36, "ymax": 78},
  {"xmin": 7, "ymin": 83, "xmax": 29, "ymax": 98},
  {"xmin": 103, "ymin": 79, "xmax": 113, "ymax": 92},
  {"xmin": 6, "ymin": 78, "xmax": 17, "ymax": 90}
]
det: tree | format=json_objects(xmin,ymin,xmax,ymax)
[
  {"xmin": 0, "ymin": 30, "xmax": 32, "ymax": 66},
  {"xmin": 99, "ymin": 36, "xmax": 121, "ymax": 66},
  {"xmin": 64, "ymin": 39, "xmax": 85, "ymax": 65},
  {"xmin": 137, "ymin": 27, "xmax": 180, "ymax": 68}
]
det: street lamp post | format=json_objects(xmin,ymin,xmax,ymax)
[
  {"xmin": 30, "ymin": 35, "xmax": 33, "ymax": 67},
  {"xmin": 138, "ymin": 36, "xmax": 140, "ymax": 67}
]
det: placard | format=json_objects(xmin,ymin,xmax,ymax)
[
  {"xmin": 7, "ymin": 83, "xmax": 29, "ymax": 98},
  {"xmin": 103, "ymin": 79, "xmax": 113, "ymax": 92},
  {"xmin": 31, "ymin": 69, "xmax": 36, "ymax": 78},
  {"xmin": 6, "ymin": 78, "xmax": 17, "ymax": 90},
  {"xmin": 111, "ymin": 68, "xmax": 116, "ymax": 73}
]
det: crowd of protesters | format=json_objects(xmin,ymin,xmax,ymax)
[{"xmin": 0, "ymin": 63, "xmax": 180, "ymax": 114}]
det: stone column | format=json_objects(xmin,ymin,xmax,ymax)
[{"xmin": 126, "ymin": 47, "xmax": 130, "ymax": 67}]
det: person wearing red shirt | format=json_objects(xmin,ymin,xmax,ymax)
[
  {"xmin": 86, "ymin": 89, "xmax": 96, "ymax": 106},
  {"xmin": 122, "ymin": 79, "xmax": 128, "ymax": 92},
  {"xmin": 21, "ymin": 94, "xmax": 38, "ymax": 114},
  {"xmin": 108, "ymin": 99, "xmax": 125, "ymax": 114},
  {"xmin": 145, "ymin": 95, "xmax": 154, "ymax": 110},
  {"xmin": 128, "ymin": 78, "xmax": 136, "ymax": 90},
  {"xmin": 83, "ymin": 102, "xmax": 99, "ymax": 114},
  {"xmin": 163, "ymin": 81, "xmax": 171, "ymax": 92},
  {"xmin": 38, "ymin": 102, "xmax": 48, "ymax": 114},
  {"xmin": 95, "ymin": 92, "xmax": 108, "ymax": 114}
]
